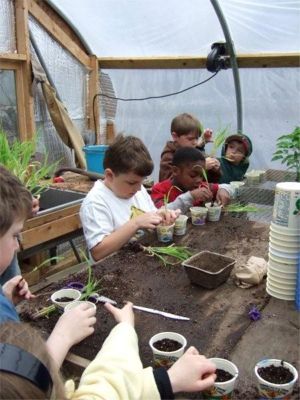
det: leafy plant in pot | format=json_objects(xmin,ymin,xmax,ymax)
[
  {"xmin": 271, "ymin": 126, "xmax": 300, "ymax": 182},
  {"xmin": 156, "ymin": 186, "xmax": 181, "ymax": 242},
  {"xmin": 0, "ymin": 129, "xmax": 59, "ymax": 196}
]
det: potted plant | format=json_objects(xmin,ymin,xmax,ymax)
[
  {"xmin": 254, "ymin": 359, "xmax": 298, "ymax": 399},
  {"xmin": 149, "ymin": 331, "xmax": 187, "ymax": 369},
  {"xmin": 0, "ymin": 129, "xmax": 58, "ymax": 196},
  {"xmin": 271, "ymin": 126, "xmax": 300, "ymax": 182},
  {"xmin": 156, "ymin": 187, "xmax": 179, "ymax": 242}
]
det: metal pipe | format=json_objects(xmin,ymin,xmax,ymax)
[
  {"xmin": 29, "ymin": 28, "xmax": 62, "ymax": 102},
  {"xmin": 210, "ymin": 0, "xmax": 243, "ymax": 133}
]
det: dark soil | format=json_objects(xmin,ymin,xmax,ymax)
[
  {"xmin": 187, "ymin": 252, "xmax": 233, "ymax": 273},
  {"xmin": 55, "ymin": 296, "xmax": 75, "ymax": 302},
  {"xmin": 19, "ymin": 215, "xmax": 271, "ymax": 399},
  {"xmin": 153, "ymin": 339, "xmax": 182, "ymax": 352},
  {"xmin": 215, "ymin": 368, "xmax": 234, "ymax": 382},
  {"xmin": 258, "ymin": 364, "xmax": 294, "ymax": 384}
]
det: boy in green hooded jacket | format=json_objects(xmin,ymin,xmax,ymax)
[{"xmin": 218, "ymin": 134, "xmax": 252, "ymax": 184}]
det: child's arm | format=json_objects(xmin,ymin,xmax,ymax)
[
  {"xmin": 46, "ymin": 303, "xmax": 96, "ymax": 368},
  {"xmin": 216, "ymin": 184, "xmax": 234, "ymax": 206},
  {"xmin": 90, "ymin": 212, "xmax": 163, "ymax": 261},
  {"xmin": 2, "ymin": 276, "xmax": 35, "ymax": 305},
  {"xmin": 198, "ymin": 128, "xmax": 213, "ymax": 148}
]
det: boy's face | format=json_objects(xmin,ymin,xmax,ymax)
[
  {"xmin": 173, "ymin": 160, "xmax": 205, "ymax": 191},
  {"xmin": 0, "ymin": 219, "xmax": 23, "ymax": 274},
  {"xmin": 104, "ymin": 170, "xmax": 144, "ymax": 199},
  {"xmin": 225, "ymin": 140, "xmax": 246, "ymax": 165},
  {"xmin": 172, "ymin": 131, "xmax": 198, "ymax": 148}
]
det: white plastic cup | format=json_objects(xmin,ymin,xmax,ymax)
[
  {"xmin": 272, "ymin": 182, "xmax": 300, "ymax": 230},
  {"xmin": 149, "ymin": 332, "xmax": 187, "ymax": 369},
  {"xmin": 268, "ymin": 260, "xmax": 297, "ymax": 275},
  {"xmin": 254, "ymin": 359, "xmax": 298, "ymax": 399},
  {"xmin": 190, "ymin": 207, "xmax": 208, "ymax": 226},
  {"xmin": 51, "ymin": 288, "xmax": 81, "ymax": 310},
  {"xmin": 156, "ymin": 223, "xmax": 175, "ymax": 243},
  {"xmin": 174, "ymin": 215, "xmax": 188, "ymax": 236},
  {"xmin": 64, "ymin": 300, "xmax": 96, "ymax": 312},
  {"xmin": 203, "ymin": 358, "xmax": 239, "ymax": 399},
  {"xmin": 270, "ymin": 222, "xmax": 300, "ymax": 236},
  {"xmin": 269, "ymin": 251, "xmax": 299, "ymax": 266},
  {"xmin": 269, "ymin": 245, "xmax": 299, "ymax": 260},
  {"xmin": 205, "ymin": 203, "xmax": 222, "ymax": 222}
]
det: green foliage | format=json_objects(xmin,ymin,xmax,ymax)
[
  {"xmin": 271, "ymin": 127, "xmax": 300, "ymax": 182},
  {"xmin": 209, "ymin": 126, "xmax": 230, "ymax": 157},
  {"xmin": 79, "ymin": 250, "xmax": 102, "ymax": 300},
  {"xmin": 224, "ymin": 203, "xmax": 261, "ymax": 213},
  {"xmin": 0, "ymin": 129, "xmax": 58, "ymax": 195},
  {"xmin": 141, "ymin": 244, "xmax": 193, "ymax": 267},
  {"xmin": 31, "ymin": 256, "xmax": 64, "ymax": 273}
]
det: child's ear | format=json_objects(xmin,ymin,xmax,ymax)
[
  {"xmin": 104, "ymin": 168, "xmax": 114, "ymax": 181},
  {"xmin": 171, "ymin": 132, "xmax": 179, "ymax": 141},
  {"xmin": 172, "ymin": 166, "xmax": 180, "ymax": 177}
]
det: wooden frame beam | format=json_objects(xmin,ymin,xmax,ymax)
[
  {"xmin": 15, "ymin": 0, "xmax": 35, "ymax": 139},
  {"xmin": 98, "ymin": 53, "xmax": 300, "ymax": 69},
  {"xmin": 87, "ymin": 55, "xmax": 100, "ymax": 139},
  {"xmin": 28, "ymin": 0, "xmax": 90, "ymax": 68}
]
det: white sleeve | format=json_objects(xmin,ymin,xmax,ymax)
[
  {"xmin": 219, "ymin": 183, "xmax": 234, "ymax": 198},
  {"xmin": 166, "ymin": 192, "xmax": 194, "ymax": 214}
]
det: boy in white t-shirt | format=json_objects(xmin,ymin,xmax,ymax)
[{"xmin": 80, "ymin": 135, "xmax": 180, "ymax": 262}]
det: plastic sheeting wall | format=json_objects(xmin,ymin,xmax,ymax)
[
  {"xmin": 0, "ymin": 0, "xmax": 16, "ymax": 52},
  {"xmin": 29, "ymin": 16, "xmax": 90, "ymax": 166},
  {"xmin": 51, "ymin": 0, "xmax": 300, "ymax": 179}
]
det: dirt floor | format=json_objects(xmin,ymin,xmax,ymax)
[{"xmin": 19, "ymin": 215, "xmax": 299, "ymax": 399}]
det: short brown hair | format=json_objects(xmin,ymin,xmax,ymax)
[
  {"xmin": 171, "ymin": 113, "xmax": 202, "ymax": 137},
  {"xmin": 0, "ymin": 322, "xmax": 66, "ymax": 399},
  {"xmin": 103, "ymin": 134, "xmax": 153, "ymax": 176},
  {"xmin": 0, "ymin": 165, "xmax": 32, "ymax": 237}
]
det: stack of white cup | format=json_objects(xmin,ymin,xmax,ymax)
[{"xmin": 267, "ymin": 182, "xmax": 300, "ymax": 301}]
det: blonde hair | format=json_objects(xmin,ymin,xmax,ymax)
[{"xmin": 0, "ymin": 322, "xmax": 66, "ymax": 399}]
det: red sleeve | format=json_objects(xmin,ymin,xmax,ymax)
[
  {"xmin": 151, "ymin": 181, "xmax": 173, "ymax": 208},
  {"xmin": 209, "ymin": 183, "xmax": 219, "ymax": 200}
]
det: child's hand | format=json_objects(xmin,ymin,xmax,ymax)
[
  {"xmin": 157, "ymin": 208, "xmax": 181, "ymax": 225},
  {"xmin": 190, "ymin": 187, "xmax": 213, "ymax": 203},
  {"xmin": 205, "ymin": 157, "xmax": 220, "ymax": 171},
  {"xmin": 31, "ymin": 196, "xmax": 40, "ymax": 215},
  {"xmin": 203, "ymin": 128, "xmax": 213, "ymax": 143},
  {"xmin": 104, "ymin": 301, "xmax": 135, "ymax": 327},
  {"xmin": 134, "ymin": 212, "xmax": 162, "ymax": 229},
  {"xmin": 55, "ymin": 303, "xmax": 96, "ymax": 346},
  {"xmin": 167, "ymin": 346, "xmax": 216, "ymax": 393},
  {"xmin": 2, "ymin": 275, "xmax": 35, "ymax": 305},
  {"xmin": 216, "ymin": 188, "xmax": 230, "ymax": 206}
]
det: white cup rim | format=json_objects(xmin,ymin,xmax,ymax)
[{"xmin": 149, "ymin": 332, "xmax": 187, "ymax": 355}]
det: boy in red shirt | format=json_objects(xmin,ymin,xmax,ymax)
[{"xmin": 152, "ymin": 147, "xmax": 233, "ymax": 214}]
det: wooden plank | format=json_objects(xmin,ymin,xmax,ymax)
[
  {"xmin": 23, "ymin": 204, "xmax": 81, "ymax": 229},
  {"xmin": 21, "ymin": 213, "xmax": 82, "ymax": 250},
  {"xmin": 15, "ymin": 0, "xmax": 35, "ymax": 139},
  {"xmin": 0, "ymin": 53, "xmax": 27, "ymax": 61},
  {"xmin": 98, "ymin": 53, "xmax": 300, "ymax": 69},
  {"xmin": 87, "ymin": 55, "xmax": 100, "ymax": 137},
  {"xmin": 66, "ymin": 352, "xmax": 91, "ymax": 368},
  {"xmin": 28, "ymin": 0, "xmax": 90, "ymax": 67}
]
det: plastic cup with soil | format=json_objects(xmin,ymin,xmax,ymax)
[
  {"xmin": 229, "ymin": 181, "xmax": 245, "ymax": 199},
  {"xmin": 174, "ymin": 215, "xmax": 189, "ymax": 236},
  {"xmin": 64, "ymin": 300, "xmax": 96, "ymax": 313},
  {"xmin": 149, "ymin": 331, "xmax": 187, "ymax": 369},
  {"xmin": 254, "ymin": 359, "xmax": 298, "ymax": 399},
  {"xmin": 156, "ymin": 223, "xmax": 175, "ymax": 243},
  {"xmin": 190, "ymin": 206, "xmax": 208, "ymax": 226},
  {"xmin": 203, "ymin": 358, "xmax": 239, "ymax": 399},
  {"xmin": 205, "ymin": 202, "xmax": 222, "ymax": 222},
  {"xmin": 50, "ymin": 288, "xmax": 81, "ymax": 310}
]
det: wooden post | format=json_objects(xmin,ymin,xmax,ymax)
[
  {"xmin": 106, "ymin": 120, "xmax": 116, "ymax": 144},
  {"xmin": 15, "ymin": 0, "xmax": 36, "ymax": 139}
]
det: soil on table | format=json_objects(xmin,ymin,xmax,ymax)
[
  {"xmin": 153, "ymin": 338, "xmax": 182, "ymax": 352},
  {"xmin": 215, "ymin": 368, "xmax": 234, "ymax": 382},
  {"xmin": 19, "ymin": 215, "xmax": 272, "ymax": 399}
]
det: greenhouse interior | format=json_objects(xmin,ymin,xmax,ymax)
[{"xmin": 0, "ymin": 1, "xmax": 299, "ymax": 399}]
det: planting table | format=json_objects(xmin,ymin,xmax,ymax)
[{"xmin": 19, "ymin": 215, "xmax": 299, "ymax": 399}]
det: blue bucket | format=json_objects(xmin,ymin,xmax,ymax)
[{"xmin": 83, "ymin": 145, "xmax": 108, "ymax": 174}]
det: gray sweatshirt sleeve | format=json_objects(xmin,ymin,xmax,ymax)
[
  {"xmin": 219, "ymin": 183, "xmax": 234, "ymax": 197},
  {"xmin": 166, "ymin": 192, "xmax": 194, "ymax": 214}
]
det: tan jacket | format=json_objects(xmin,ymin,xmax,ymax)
[{"xmin": 66, "ymin": 322, "xmax": 160, "ymax": 400}]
